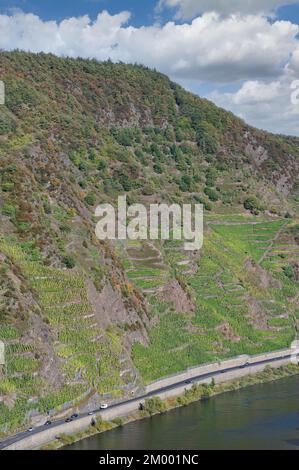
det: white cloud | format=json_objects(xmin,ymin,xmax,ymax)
[
  {"xmin": 157, "ymin": 0, "xmax": 299, "ymax": 19},
  {"xmin": 209, "ymin": 77, "xmax": 299, "ymax": 136},
  {"xmin": 0, "ymin": 11, "xmax": 131, "ymax": 57},
  {"xmin": 0, "ymin": 11, "xmax": 298, "ymax": 84},
  {"xmin": 230, "ymin": 81, "xmax": 283, "ymax": 105}
]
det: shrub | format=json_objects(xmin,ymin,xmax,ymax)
[
  {"xmin": 79, "ymin": 180, "xmax": 87, "ymax": 189},
  {"xmin": 88, "ymin": 149, "xmax": 97, "ymax": 161},
  {"xmin": 204, "ymin": 187, "xmax": 219, "ymax": 202},
  {"xmin": 2, "ymin": 204, "xmax": 16, "ymax": 218},
  {"xmin": 97, "ymin": 160, "xmax": 107, "ymax": 171},
  {"xmin": 84, "ymin": 192, "xmax": 96, "ymax": 206},
  {"xmin": 112, "ymin": 417, "xmax": 124, "ymax": 427},
  {"xmin": 282, "ymin": 265, "xmax": 295, "ymax": 280},
  {"xmin": 79, "ymin": 161, "xmax": 89, "ymax": 172},
  {"xmin": 153, "ymin": 163, "xmax": 163, "ymax": 174},
  {"xmin": 4, "ymin": 164, "xmax": 17, "ymax": 173},
  {"xmin": 62, "ymin": 256, "xmax": 76, "ymax": 269},
  {"xmin": 244, "ymin": 196, "xmax": 261, "ymax": 213},
  {"xmin": 1, "ymin": 182, "xmax": 14, "ymax": 192},
  {"xmin": 179, "ymin": 175, "xmax": 192, "ymax": 192},
  {"xmin": 142, "ymin": 397, "xmax": 166, "ymax": 416}
]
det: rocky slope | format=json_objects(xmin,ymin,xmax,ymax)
[{"xmin": 0, "ymin": 52, "xmax": 298, "ymax": 434}]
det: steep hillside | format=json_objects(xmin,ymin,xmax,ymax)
[{"xmin": 0, "ymin": 52, "xmax": 298, "ymax": 434}]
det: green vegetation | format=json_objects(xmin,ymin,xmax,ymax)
[
  {"xmin": 133, "ymin": 220, "xmax": 298, "ymax": 382},
  {"xmin": 0, "ymin": 51, "xmax": 298, "ymax": 434},
  {"xmin": 141, "ymin": 397, "xmax": 166, "ymax": 416},
  {"xmin": 0, "ymin": 237, "xmax": 126, "ymax": 430},
  {"xmin": 176, "ymin": 364, "xmax": 299, "ymax": 407},
  {"xmin": 42, "ymin": 363, "xmax": 299, "ymax": 450}
]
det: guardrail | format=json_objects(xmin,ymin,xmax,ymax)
[{"xmin": 145, "ymin": 347, "xmax": 294, "ymax": 394}]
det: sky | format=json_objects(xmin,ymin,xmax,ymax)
[{"xmin": 0, "ymin": 0, "xmax": 299, "ymax": 136}]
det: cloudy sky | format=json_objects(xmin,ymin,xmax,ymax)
[{"xmin": 0, "ymin": 0, "xmax": 299, "ymax": 135}]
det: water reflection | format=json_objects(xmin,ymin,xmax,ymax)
[{"xmin": 66, "ymin": 376, "xmax": 299, "ymax": 450}]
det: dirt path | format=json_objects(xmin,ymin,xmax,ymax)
[{"xmin": 258, "ymin": 223, "xmax": 288, "ymax": 265}]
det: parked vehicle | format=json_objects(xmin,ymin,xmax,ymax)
[{"xmin": 100, "ymin": 403, "xmax": 108, "ymax": 409}]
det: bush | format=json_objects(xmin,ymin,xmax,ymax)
[
  {"xmin": 88, "ymin": 149, "xmax": 97, "ymax": 161},
  {"xmin": 2, "ymin": 204, "xmax": 16, "ymax": 218},
  {"xmin": 62, "ymin": 256, "xmax": 76, "ymax": 269},
  {"xmin": 84, "ymin": 192, "xmax": 96, "ymax": 206},
  {"xmin": 79, "ymin": 180, "xmax": 87, "ymax": 189},
  {"xmin": 142, "ymin": 397, "xmax": 166, "ymax": 416},
  {"xmin": 153, "ymin": 163, "xmax": 163, "ymax": 174},
  {"xmin": 4, "ymin": 164, "xmax": 17, "ymax": 173},
  {"xmin": 179, "ymin": 175, "xmax": 192, "ymax": 192},
  {"xmin": 112, "ymin": 417, "xmax": 124, "ymax": 427},
  {"xmin": 97, "ymin": 160, "xmax": 107, "ymax": 171},
  {"xmin": 1, "ymin": 182, "xmax": 14, "ymax": 192},
  {"xmin": 79, "ymin": 161, "xmax": 88, "ymax": 171},
  {"xmin": 204, "ymin": 187, "xmax": 219, "ymax": 202},
  {"xmin": 244, "ymin": 196, "xmax": 261, "ymax": 213},
  {"xmin": 282, "ymin": 265, "xmax": 294, "ymax": 280}
]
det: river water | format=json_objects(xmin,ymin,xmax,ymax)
[{"xmin": 66, "ymin": 375, "xmax": 299, "ymax": 450}]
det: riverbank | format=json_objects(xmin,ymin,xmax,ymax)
[
  {"xmin": 41, "ymin": 363, "xmax": 299, "ymax": 450},
  {"xmin": 2, "ymin": 348, "xmax": 297, "ymax": 451}
]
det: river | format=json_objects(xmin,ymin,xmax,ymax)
[{"xmin": 66, "ymin": 375, "xmax": 299, "ymax": 450}]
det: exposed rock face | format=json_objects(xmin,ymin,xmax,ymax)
[
  {"xmin": 244, "ymin": 259, "xmax": 282, "ymax": 290},
  {"xmin": 0, "ymin": 51, "xmax": 298, "ymax": 433},
  {"xmin": 216, "ymin": 322, "xmax": 241, "ymax": 343},
  {"xmin": 245, "ymin": 144, "xmax": 269, "ymax": 167},
  {"xmin": 244, "ymin": 134, "xmax": 299, "ymax": 196},
  {"xmin": 87, "ymin": 280, "xmax": 149, "ymax": 345},
  {"xmin": 158, "ymin": 279, "xmax": 195, "ymax": 314}
]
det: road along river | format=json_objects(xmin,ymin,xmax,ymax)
[
  {"xmin": 67, "ymin": 374, "xmax": 299, "ymax": 450},
  {"xmin": 1, "ymin": 347, "xmax": 298, "ymax": 450}
]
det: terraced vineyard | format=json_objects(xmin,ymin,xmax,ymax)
[
  {"xmin": 132, "ymin": 218, "xmax": 298, "ymax": 382},
  {"xmin": 0, "ymin": 237, "xmax": 131, "ymax": 431},
  {"xmin": 0, "ymin": 52, "xmax": 298, "ymax": 436}
]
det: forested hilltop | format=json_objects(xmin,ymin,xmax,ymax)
[{"xmin": 0, "ymin": 51, "xmax": 298, "ymax": 434}]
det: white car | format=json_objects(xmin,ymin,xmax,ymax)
[
  {"xmin": 27, "ymin": 427, "xmax": 33, "ymax": 432},
  {"xmin": 100, "ymin": 403, "xmax": 108, "ymax": 409}
]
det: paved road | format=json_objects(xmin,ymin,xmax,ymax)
[{"xmin": 0, "ymin": 352, "xmax": 294, "ymax": 450}]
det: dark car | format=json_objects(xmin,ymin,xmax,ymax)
[
  {"xmin": 65, "ymin": 417, "xmax": 73, "ymax": 423},
  {"xmin": 44, "ymin": 420, "xmax": 52, "ymax": 426},
  {"xmin": 185, "ymin": 380, "xmax": 192, "ymax": 384},
  {"xmin": 240, "ymin": 362, "xmax": 250, "ymax": 369},
  {"xmin": 71, "ymin": 414, "xmax": 78, "ymax": 419}
]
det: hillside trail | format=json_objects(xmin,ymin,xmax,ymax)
[{"xmin": 258, "ymin": 223, "xmax": 288, "ymax": 265}]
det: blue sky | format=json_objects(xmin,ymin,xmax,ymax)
[
  {"xmin": 278, "ymin": 3, "xmax": 299, "ymax": 22},
  {"xmin": 0, "ymin": 0, "xmax": 298, "ymax": 135},
  {"xmin": 1, "ymin": 1, "xmax": 298, "ymax": 25},
  {"xmin": 0, "ymin": 0, "xmax": 158, "ymax": 24}
]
